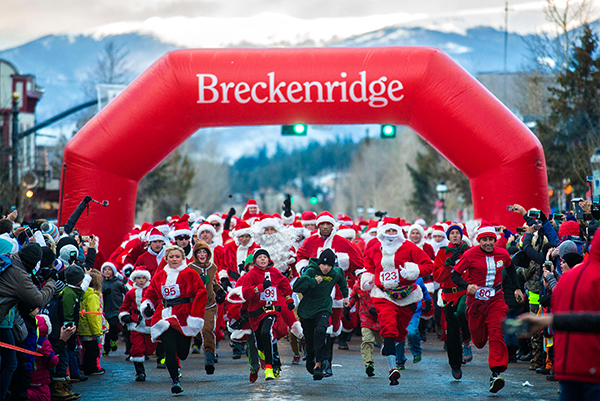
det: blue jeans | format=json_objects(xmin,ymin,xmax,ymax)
[
  {"xmin": 0, "ymin": 328, "xmax": 18, "ymax": 400},
  {"xmin": 68, "ymin": 348, "xmax": 82, "ymax": 378},
  {"xmin": 560, "ymin": 381, "xmax": 600, "ymax": 401},
  {"xmin": 396, "ymin": 312, "xmax": 422, "ymax": 362}
]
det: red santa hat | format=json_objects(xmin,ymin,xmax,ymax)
[
  {"xmin": 337, "ymin": 225, "xmax": 357, "ymax": 240},
  {"xmin": 301, "ymin": 211, "xmax": 317, "ymax": 226},
  {"xmin": 316, "ymin": 211, "xmax": 336, "ymax": 226},
  {"xmin": 171, "ymin": 217, "xmax": 192, "ymax": 238},
  {"xmin": 273, "ymin": 212, "xmax": 282, "ymax": 222},
  {"xmin": 290, "ymin": 220, "xmax": 308, "ymax": 236},
  {"xmin": 206, "ymin": 214, "xmax": 223, "ymax": 226},
  {"xmin": 153, "ymin": 220, "xmax": 170, "ymax": 237},
  {"xmin": 414, "ymin": 218, "xmax": 427, "ymax": 228},
  {"xmin": 242, "ymin": 199, "xmax": 260, "ymax": 215},
  {"xmin": 231, "ymin": 220, "xmax": 253, "ymax": 239},
  {"xmin": 337, "ymin": 214, "xmax": 354, "ymax": 226},
  {"xmin": 476, "ymin": 220, "xmax": 498, "ymax": 242},
  {"xmin": 431, "ymin": 223, "xmax": 446, "ymax": 238},
  {"xmin": 254, "ymin": 214, "xmax": 281, "ymax": 233},
  {"xmin": 358, "ymin": 220, "xmax": 369, "ymax": 229},
  {"xmin": 377, "ymin": 216, "xmax": 404, "ymax": 237},
  {"xmin": 196, "ymin": 221, "xmax": 217, "ymax": 237},
  {"xmin": 130, "ymin": 267, "xmax": 151, "ymax": 282},
  {"xmin": 147, "ymin": 228, "xmax": 166, "ymax": 243}
]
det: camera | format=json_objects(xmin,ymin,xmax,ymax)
[
  {"xmin": 516, "ymin": 226, "xmax": 526, "ymax": 234},
  {"xmin": 527, "ymin": 209, "xmax": 540, "ymax": 219},
  {"xmin": 506, "ymin": 205, "xmax": 515, "ymax": 211},
  {"xmin": 374, "ymin": 211, "xmax": 388, "ymax": 219},
  {"xmin": 24, "ymin": 227, "xmax": 34, "ymax": 239}
]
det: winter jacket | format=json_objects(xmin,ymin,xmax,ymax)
[
  {"xmin": 551, "ymin": 232, "xmax": 600, "ymax": 384},
  {"xmin": 78, "ymin": 288, "xmax": 102, "ymax": 336},
  {"xmin": 119, "ymin": 283, "xmax": 152, "ymax": 334},
  {"xmin": 348, "ymin": 279, "xmax": 379, "ymax": 331},
  {"xmin": 293, "ymin": 258, "xmax": 348, "ymax": 320},
  {"xmin": 102, "ymin": 276, "xmax": 127, "ymax": 319},
  {"xmin": 61, "ymin": 285, "xmax": 84, "ymax": 325},
  {"xmin": 0, "ymin": 306, "xmax": 15, "ymax": 328},
  {"xmin": 0, "ymin": 254, "xmax": 56, "ymax": 321},
  {"xmin": 188, "ymin": 241, "xmax": 223, "ymax": 309},
  {"xmin": 433, "ymin": 241, "xmax": 469, "ymax": 304},
  {"xmin": 29, "ymin": 336, "xmax": 58, "ymax": 386}
]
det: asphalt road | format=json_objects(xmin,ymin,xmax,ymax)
[{"xmin": 76, "ymin": 333, "xmax": 560, "ymax": 400}]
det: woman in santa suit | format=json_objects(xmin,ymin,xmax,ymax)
[
  {"xmin": 232, "ymin": 249, "xmax": 294, "ymax": 381},
  {"xmin": 141, "ymin": 245, "xmax": 207, "ymax": 395}
]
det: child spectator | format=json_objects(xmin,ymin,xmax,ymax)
[
  {"xmin": 28, "ymin": 315, "xmax": 59, "ymax": 401},
  {"xmin": 119, "ymin": 267, "xmax": 155, "ymax": 381},
  {"xmin": 101, "ymin": 262, "xmax": 127, "ymax": 356},
  {"xmin": 78, "ymin": 269, "xmax": 105, "ymax": 375}
]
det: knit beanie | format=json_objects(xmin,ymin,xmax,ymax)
[
  {"xmin": 558, "ymin": 221, "xmax": 580, "ymax": 238},
  {"xmin": 65, "ymin": 265, "xmax": 85, "ymax": 285},
  {"xmin": 56, "ymin": 236, "xmax": 78, "ymax": 255},
  {"xmin": 318, "ymin": 248, "xmax": 336, "ymax": 267},
  {"xmin": 18, "ymin": 243, "xmax": 43, "ymax": 271},
  {"xmin": 445, "ymin": 222, "xmax": 463, "ymax": 240},
  {"xmin": 59, "ymin": 245, "xmax": 79, "ymax": 264},
  {"xmin": 41, "ymin": 246, "xmax": 55, "ymax": 268},
  {"xmin": 562, "ymin": 252, "xmax": 583, "ymax": 268},
  {"xmin": 253, "ymin": 249, "xmax": 270, "ymax": 262},
  {"xmin": 558, "ymin": 240, "xmax": 578, "ymax": 258}
]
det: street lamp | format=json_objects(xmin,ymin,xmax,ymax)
[
  {"xmin": 436, "ymin": 180, "xmax": 448, "ymax": 221},
  {"xmin": 11, "ymin": 91, "xmax": 20, "ymax": 190}
]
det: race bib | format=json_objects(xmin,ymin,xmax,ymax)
[
  {"xmin": 260, "ymin": 287, "xmax": 277, "ymax": 302},
  {"xmin": 161, "ymin": 284, "xmax": 181, "ymax": 300},
  {"xmin": 380, "ymin": 270, "xmax": 399, "ymax": 288},
  {"xmin": 474, "ymin": 287, "xmax": 495, "ymax": 301}
]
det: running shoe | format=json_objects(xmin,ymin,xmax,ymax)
[
  {"xmin": 462, "ymin": 341, "xmax": 473, "ymax": 363},
  {"xmin": 292, "ymin": 354, "xmax": 301, "ymax": 365},
  {"xmin": 366, "ymin": 364, "xmax": 375, "ymax": 377},
  {"xmin": 171, "ymin": 380, "xmax": 184, "ymax": 395},
  {"xmin": 489, "ymin": 373, "xmax": 505, "ymax": 393},
  {"xmin": 388, "ymin": 368, "xmax": 400, "ymax": 386},
  {"xmin": 265, "ymin": 367, "xmax": 275, "ymax": 381}
]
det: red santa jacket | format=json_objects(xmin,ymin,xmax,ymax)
[
  {"xmin": 135, "ymin": 248, "xmax": 166, "ymax": 278},
  {"xmin": 348, "ymin": 280, "xmax": 380, "ymax": 331},
  {"xmin": 362, "ymin": 238, "xmax": 434, "ymax": 307},
  {"xmin": 235, "ymin": 264, "xmax": 292, "ymax": 331},
  {"xmin": 222, "ymin": 240, "xmax": 260, "ymax": 285},
  {"xmin": 433, "ymin": 241, "xmax": 470, "ymax": 304},
  {"xmin": 141, "ymin": 264, "xmax": 207, "ymax": 341},
  {"xmin": 453, "ymin": 245, "xmax": 512, "ymax": 301},
  {"xmin": 296, "ymin": 232, "xmax": 364, "ymax": 276},
  {"xmin": 119, "ymin": 283, "xmax": 152, "ymax": 334},
  {"xmin": 156, "ymin": 247, "xmax": 193, "ymax": 274},
  {"xmin": 551, "ymin": 233, "xmax": 600, "ymax": 384}
]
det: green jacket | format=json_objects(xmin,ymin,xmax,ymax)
[
  {"xmin": 62, "ymin": 285, "xmax": 84, "ymax": 325},
  {"xmin": 293, "ymin": 258, "xmax": 348, "ymax": 320}
]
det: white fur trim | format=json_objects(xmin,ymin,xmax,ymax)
[
  {"xmin": 231, "ymin": 329, "xmax": 252, "ymax": 341},
  {"xmin": 316, "ymin": 215, "xmax": 336, "ymax": 226},
  {"xmin": 326, "ymin": 325, "xmax": 333, "ymax": 335},
  {"xmin": 129, "ymin": 356, "xmax": 146, "ymax": 363},
  {"xmin": 400, "ymin": 262, "xmax": 420, "ymax": 281},
  {"xmin": 147, "ymin": 233, "xmax": 166, "ymax": 242},
  {"xmin": 301, "ymin": 219, "xmax": 317, "ymax": 226},
  {"xmin": 331, "ymin": 324, "xmax": 343, "ymax": 337},
  {"xmin": 296, "ymin": 259, "xmax": 308, "ymax": 271},
  {"xmin": 370, "ymin": 285, "xmax": 423, "ymax": 307},
  {"xmin": 206, "ymin": 214, "xmax": 223, "ymax": 225},
  {"xmin": 218, "ymin": 269, "xmax": 228, "ymax": 280},
  {"xmin": 118, "ymin": 311, "xmax": 131, "ymax": 324},
  {"xmin": 184, "ymin": 316, "xmax": 205, "ymax": 333},
  {"xmin": 198, "ymin": 224, "xmax": 217, "ymax": 238},
  {"xmin": 231, "ymin": 227, "xmax": 253, "ymax": 240},
  {"xmin": 337, "ymin": 228, "xmax": 356, "ymax": 240},
  {"xmin": 226, "ymin": 286, "xmax": 246, "ymax": 304},
  {"xmin": 150, "ymin": 319, "xmax": 170, "ymax": 342},
  {"xmin": 425, "ymin": 282, "xmax": 435, "ymax": 294},
  {"xmin": 476, "ymin": 227, "xmax": 497, "ymax": 241},
  {"xmin": 171, "ymin": 228, "xmax": 192, "ymax": 239},
  {"xmin": 130, "ymin": 269, "xmax": 151, "ymax": 281},
  {"xmin": 332, "ymin": 298, "xmax": 344, "ymax": 308},
  {"xmin": 361, "ymin": 272, "xmax": 375, "ymax": 291},
  {"xmin": 255, "ymin": 217, "xmax": 281, "ymax": 233},
  {"xmin": 38, "ymin": 314, "xmax": 52, "ymax": 337},
  {"xmin": 281, "ymin": 213, "xmax": 295, "ymax": 226},
  {"xmin": 290, "ymin": 321, "xmax": 303, "ymax": 338}
]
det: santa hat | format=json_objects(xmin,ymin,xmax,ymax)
[
  {"xmin": 101, "ymin": 261, "xmax": 122, "ymax": 279},
  {"xmin": 337, "ymin": 225, "xmax": 357, "ymax": 240},
  {"xmin": 377, "ymin": 216, "xmax": 405, "ymax": 237},
  {"xmin": 242, "ymin": 199, "xmax": 260, "ymax": 215},
  {"xmin": 273, "ymin": 213, "xmax": 283, "ymax": 222},
  {"xmin": 301, "ymin": 211, "xmax": 317, "ymax": 226},
  {"xmin": 147, "ymin": 228, "xmax": 165, "ymax": 243},
  {"xmin": 130, "ymin": 267, "xmax": 151, "ymax": 282},
  {"xmin": 358, "ymin": 220, "xmax": 369, "ymax": 229},
  {"xmin": 337, "ymin": 214, "xmax": 354, "ymax": 226},
  {"xmin": 171, "ymin": 217, "xmax": 192, "ymax": 238},
  {"xmin": 316, "ymin": 211, "xmax": 336, "ymax": 226},
  {"xmin": 414, "ymin": 218, "xmax": 427, "ymax": 228},
  {"xmin": 408, "ymin": 223, "xmax": 425, "ymax": 239},
  {"xmin": 230, "ymin": 220, "xmax": 253, "ymax": 238},
  {"xmin": 196, "ymin": 221, "xmax": 217, "ymax": 237},
  {"xmin": 206, "ymin": 214, "xmax": 223, "ymax": 226},
  {"xmin": 476, "ymin": 220, "xmax": 497, "ymax": 242},
  {"xmin": 431, "ymin": 224, "xmax": 446, "ymax": 237},
  {"xmin": 290, "ymin": 221, "xmax": 308, "ymax": 237},
  {"xmin": 446, "ymin": 222, "xmax": 464, "ymax": 239},
  {"xmin": 153, "ymin": 220, "xmax": 170, "ymax": 237},
  {"xmin": 254, "ymin": 214, "xmax": 281, "ymax": 233}
]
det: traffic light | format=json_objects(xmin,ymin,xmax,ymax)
[
  {"xmin": 380, "ymin": 124, "xmax": 396, "ymax": 138},
  {"xmin": 310, "ymin": 196, "xmax": 318, "ymax": 205},
  {"xmin": 282, "ymin": 123, "xmax": 307, "ymax": 136}
]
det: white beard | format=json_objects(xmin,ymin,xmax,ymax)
[
  {"xmin": 256, "ymin": 229, "xmax": 296, "ymax": 273},
  {"xmin": 430, "ymin": 238, "xmax": 449, "ymax": 256}
]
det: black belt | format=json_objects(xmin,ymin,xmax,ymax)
[
  {"xmin": 493, "ymin": 283, "xmax": 502, "ymax": 292},
  {"xmin": 248, "ymin": 305, "xmax": 281, "ymax": 318},
  {"xmin": 162, "ymin": 297, "xmax": 193, "ymax": 308},
  {"xmin": 442, "ymin": 286, "xmax": 465, "ymax": 294}
]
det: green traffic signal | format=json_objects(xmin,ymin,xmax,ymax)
[
  {"xmin": 282, "ymin": 124, "xmax": 308, "ymax": 136},
  {"xmin": 381, "ymin": 124, "xmax": 396, "ymax": 138},
  {"xmin": 310, "ymin": 196, "xmax": 318, "ymax": 205}
]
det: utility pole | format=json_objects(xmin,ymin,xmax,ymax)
[{"xmin": 11, "ymin": 92, "xmax": 20, "ymax": 192}]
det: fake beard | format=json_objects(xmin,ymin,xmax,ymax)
[{"xmin": 257, "ymin": 231, "xmax": 295, "ymax": 273}]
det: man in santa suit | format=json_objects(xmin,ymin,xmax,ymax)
[
  {"xmin": 361, "ymin": 220, "xmax": 380, "ymax": 249},
  {"xmin": 133, "ymin": 228, "xmax": 166, "ymax": 277},
  {"xmin": 205, "ymin": 214, "xmax": 232, "ymax": 247},
  {"xmin": 221, "ymin": 220, "xmax": 260, "ymax": 288},
  {"xmin": 301, "ymin": 211, "xmax": 318, "ymax": 233},
  {"xmin": 122, "ymin": 220, "xmax": 171, "ymax": 272},
  {"xmin": 338, "ymin": 225, "xmax": 366, "ymax": 255},
  {"xmin": 429, "ymin": 223, "xmax": 449, "ymax": 257},
  {"xmin": 290, "ymin": 221, "xmax": 311, "ymax": 252},
  {"xmin": 361, "ymin": 217, "xmax": 434, "ymax": 385},
  {"xmin": 241, "ymin": 199, "xmax": 265, "ymax": 225},
  {"xmin": 296, "ymin": 211, "xmax": 364, "ymax": 376},
  {"xmin": 451, "ymin": 221, "xmax": 524, "ymax": 393}
]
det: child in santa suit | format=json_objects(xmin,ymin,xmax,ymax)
[
  {"xmin": 119, "ymin": 267, "xmax": 156, "ymax": 382},
  {"xmin": 141, "ymin": 246, "xmax": 207, "ymax": 395},
  {"xmin": 234, "ymin": 249, "xmax": 293, "ymax": 381},
  {"xmin": 361, "ymin": 217, "xmax": 434, "ymax": 386}
]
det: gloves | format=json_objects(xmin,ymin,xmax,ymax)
[
  {"xmin": 286, "ymin": 297, "xmax": 295, "ymax": 311},
  {"xmin": 220, "ymin": 277, "xmax": 232, "ymax": 291},
  {"xmin": 229, "ymin": 270, "xmax": 241, "ymax": 281},
  {"xmin": 423, "ymin": 299, "xmax": 432, "ymax": 314},
  {"xmin": 342, "ymin": 306, "xmax": 351, "ymax": 321},
  {"xmin": 368, "ymin": 307, "xmax": 378, "ymax": 317},
  {"xmin": 121, "ymin": 314, "xmax": 133, "ymax": 324},
  {"xmin": 143, "ymin": 305, "xmax": 154, "ymax": 318},
  {"xmin": 539, "ymin": 211, "xmax": 548, "ymax": 223},
  {"xmin": 262, "ymin": 277, "xmax": 271, "ymax": 290},
  {"xmin": 215, "ymin": 288, "xmax": 227, "ymax": 304},
  {"xmin": 227, "ymin": 207, "xmax": 236, "ymax": 217},
  {"xmin": 448, "ymin": 252, "xmax": 461, "ymax": 266},
  {"xmin": 282, "ymin": 194, "xmax": 292, "ymax": 217},
  {"xmin": 122, "ymin": 265, "xmax": 134, "ymax": 277}
]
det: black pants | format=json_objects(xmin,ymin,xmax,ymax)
[
  {"xmin": 82, "ymin": 340, "xmax": 100, "ymax": 374},
  {"xmin": 444, "ymin": 299, "xmax": 471, "ymax": 369},
  {"xmin": 301, "ymin": 312, "xmax": 331, "ymax": 364},
  {"xmin": 254, "ymin": 315, "xmax": 276, "ymax": 366},
  {"xmin": 104, "ymin": 316, "xmax": 120, "ymax": 353},
  {"xmin": 161, "ymin": 327, "xmax": 191, "ymax": 381}
]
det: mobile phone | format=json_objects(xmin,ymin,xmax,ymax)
[
  {"xmin": 24, "ymin": 227, "xmax": 34, "ymax": 238},
  {"xmin": 81, "ymin": 235, "xmax": 90, "ymax": 242},
  {"xmin": 494, "ymin": 226, "xmax": 503, "ymax": 234},
  {"xmin": 571, "ymin": 197, "xmax": 584, "ymax": 203},
  {"xmin": 516, "ymin": 226, "xmax": 526, "ymax": 234},
  {"xmin": 10, "ymin": 205, "xmax": 16, "ymax": 212},
  {"xmin": 502, "ymin": 318, "xmax": 531, "ymax": 336},
  {"xmin": 572, "ymin": 202, "xmax": 584, "ymax": 219},
  {"xmin": 506, "ymin": 205, "xmax": 515, "ymax": 211},
  {"xmin": 554, "ymin": 213, "xmax": 564, "ymax": 220},
  {"xmin": 527, "ymin": 210, "xmax": 540, "ymax": 219},
  {"xmin": 63, "ymin": 322, "xmax": 74, "ymax": 329}
]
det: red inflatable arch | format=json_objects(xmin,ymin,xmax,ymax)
[{"xmin": 59, "ymin": 47, "xmax": 549, "ymax": 254}]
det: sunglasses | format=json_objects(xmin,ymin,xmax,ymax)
[
  {"xmin": 211, "ymin": 222, "xmax": 221, "ymax": 227},
  {"xmin": 175, "ymin": 235, "xmax": 190, "ymax": 241}
]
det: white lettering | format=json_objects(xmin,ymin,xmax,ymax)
[
  {"xmin": 268, "ymin": 72, "xmax": 287, "ymax": 103},
  {"xmin": 287, "ymin": 82, "xmax": 303, "ymax": 103},
  {"xmin": 349, "ymin": 71, "xmax": 367, "ymax": 103},
  {"xmin": 303, "ymin": 81, "xmax": 324, "ymax": 103},
  {"xmin": 388, "ymin": 80, "xmax": 404, "ymax": 101},
  {"xmin": 324, "ymin": 81, "xmax": 340, "ymax": 103},
  {"xmin": 368, "ymin": 76, "xmax": 388, "ymax": 108},
  {"xmin": 251, "ymin": 82, "xmax": 268, "ymax": 103},
  {"xmin": 220, "ymin": 82, "xmax": 234, "ymax": 103},
  {"xmin": 197, "ymin": 74, "xmax": 219, "ymax": 103},
  {"xmin": 234, "ymin": 82, "xmax": 251, "ymax": 104}
]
